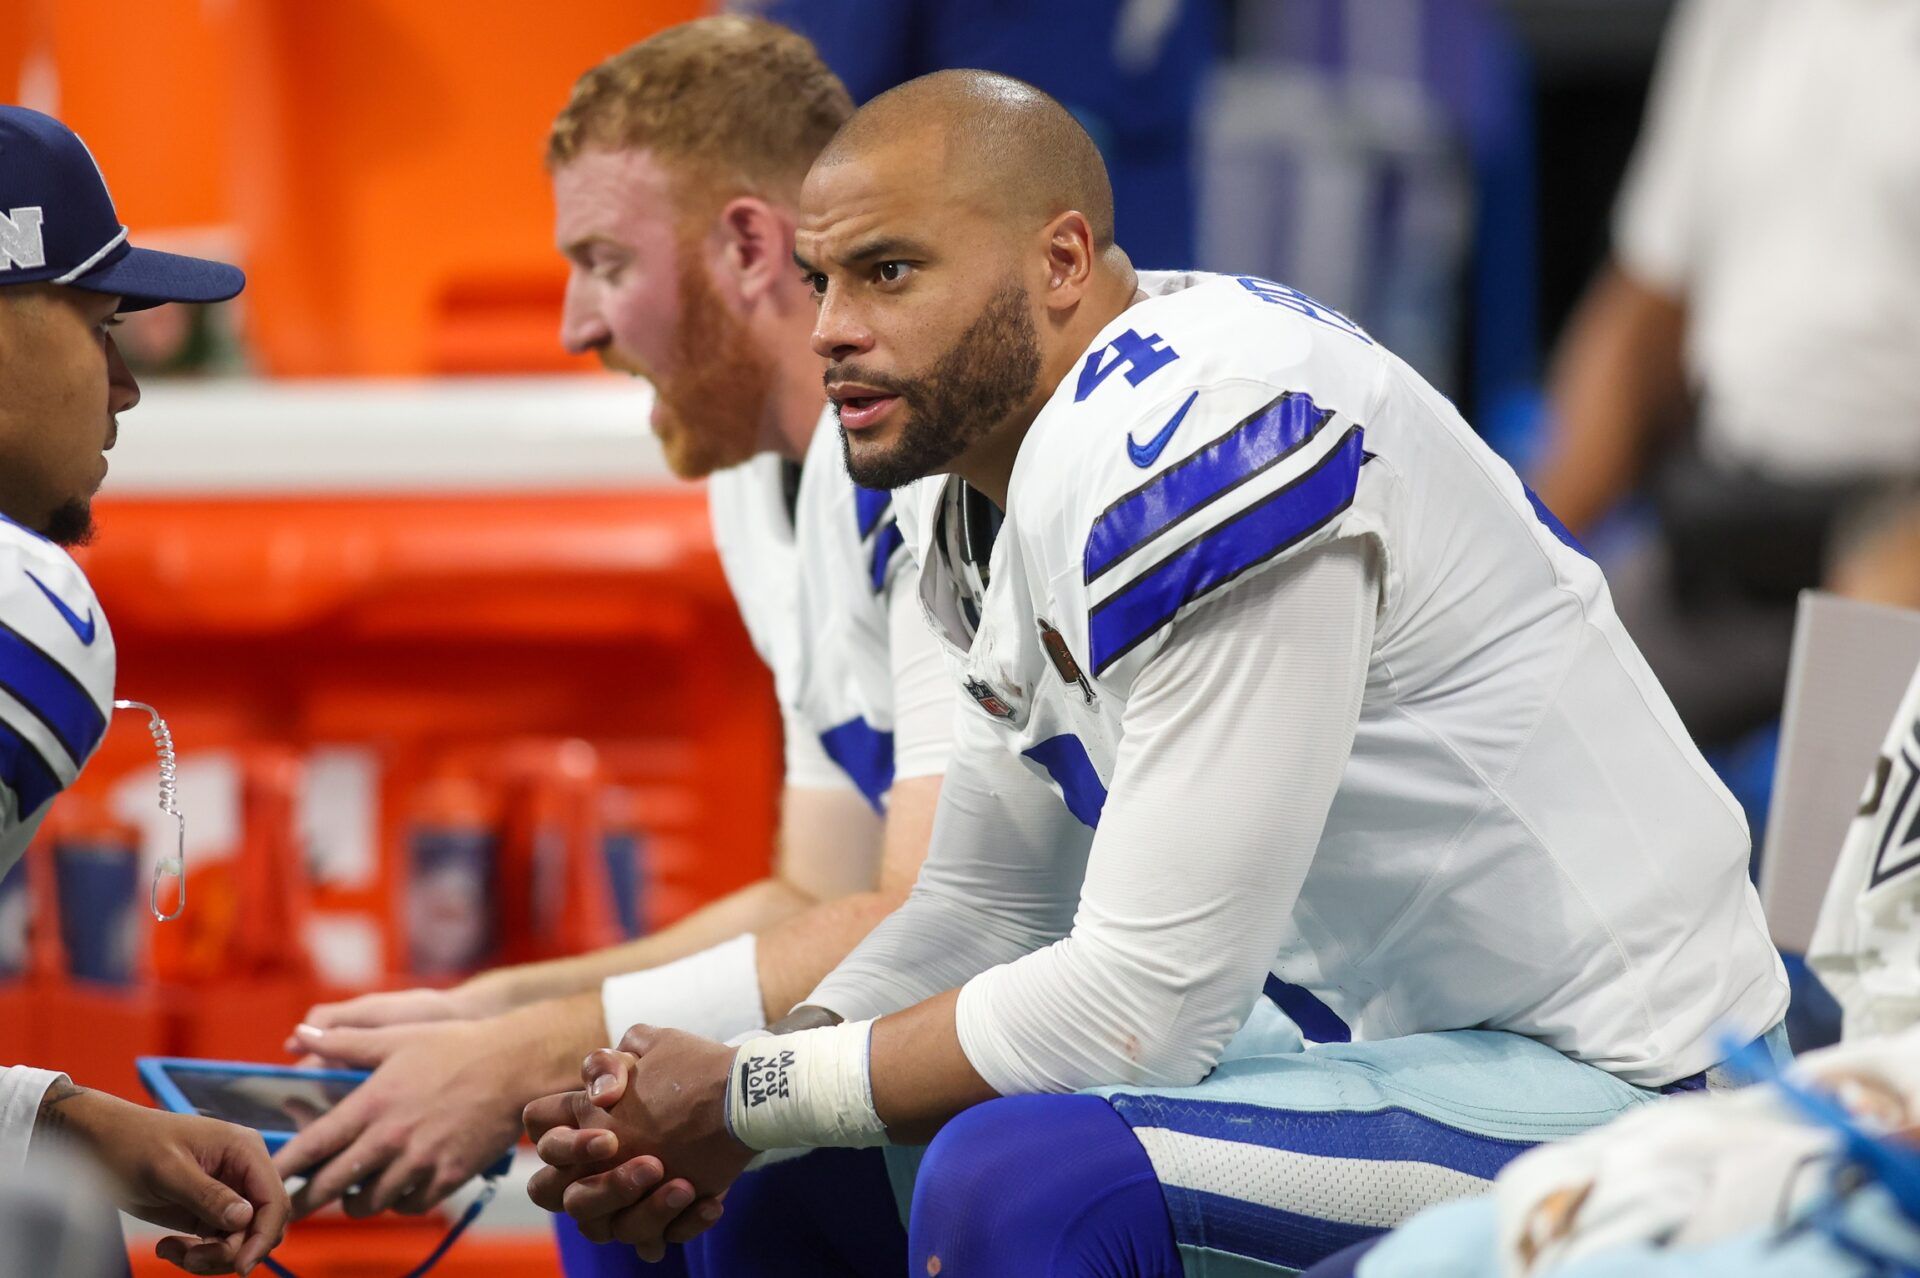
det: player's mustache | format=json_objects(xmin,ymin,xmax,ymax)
[
  {"xmin": 823, "ymin": 364, "xmax": 916, "ymax": 401},
  {"xmin": 598, "ymin": 348, "xmax": 652, "ymax": 379}
]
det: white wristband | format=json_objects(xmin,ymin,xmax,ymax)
[
  {"xmin": 725, "ymin": 1021, "xmax": 889, "ymax": 1151},
  {"xmin": 600, "ymin": 933, "xmax": 766, "ymax": 1047}
]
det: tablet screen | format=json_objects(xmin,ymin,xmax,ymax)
[{"xmin": 161, "ymin": 1065, "xmax": 365, "ymax": 1135}]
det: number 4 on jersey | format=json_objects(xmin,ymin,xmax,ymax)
[{"xmin": 1074, "ymin": 329, "xmax": 1179, "ymax": 402}]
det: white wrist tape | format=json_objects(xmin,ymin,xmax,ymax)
[
  {"xmin": 600, "ymin": 933, "xmax": 765, "ymax": 1047},
  {"xmin": 725, "ymin": 1020, "xmax": 889, "ymax": 1151}
]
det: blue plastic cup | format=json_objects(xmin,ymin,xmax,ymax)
[
  {"xmin": 601, "ymin": 830, "xmax": 647, "ymax": 940},
  {"xmin": 407, "ymin": 826, "xmax": 497, "ymax": 976},
  {"xmin": 54, "ymin": 839, "xmax": 140, "ymax": 986}
]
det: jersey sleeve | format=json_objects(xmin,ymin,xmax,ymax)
[
  {"xmin": 885, "ymin": 556, "xmax": 954, "ymax": 782},
  {"xmin": 890, "ymin": 476, "xmax": 943, "ymax": 572},
  {"xmin": 852, "ymin": 485, "xmax": 910, "ymax": 598},
  {"xmin": 705, "ymin": 458, "xmax": 788, "ymax": 674},
  {"xmin": 781, "ymin": 706, "xmax": 859, "ymax": 793},
  {"xmin": 0, "ymin": 530, "xmax": 115, "ymax": 842},
  {"xmin": 804, "ymin": 704, "xmax": 1093, "ymax": 1023},
  {"xmin": 1073, "ymin": 376, "xmax": 1376, "ymax": 689},
  {"xmin": 796, "ymin": 474, "xmax": 910, "ymax": 810}
]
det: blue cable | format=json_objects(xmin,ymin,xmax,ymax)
[
  {"xmin": 1719, "ymin": 1033, "xmax": 1920, "ymax": 1276},
  {"xmin": 258, "ymin": 1175, "xmax": 500, "ymax": 1278},
  {"xmin": 1719, "ymin": 1034, "xmax": 1920, "ymax": 1222}
]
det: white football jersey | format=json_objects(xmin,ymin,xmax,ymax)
[
  {"xmin": 899, "ymin": 271, "xmax": 1787, "ymax": 1084},
  {"xmin": 0, "ymin": 517, "xmax": 116, "ymax": 878},
  {"xmin": 1808, "ymin": 660, "xmax": 1920, "ymax": 1039},
  {"xmin": 707, "ymin": 408, "xmax": 929, "ymax": 810}
]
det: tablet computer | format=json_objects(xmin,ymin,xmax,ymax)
[{"xmin": 137, "ymin": 1057, "xmax": 514, "ymax": 1178}]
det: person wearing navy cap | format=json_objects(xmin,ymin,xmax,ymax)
[
  {"xmin": 0, "ymin": 104, "xmax": 245, "ymax": 545},
  {"xmin": 0, "ymin": 105, "xmax": 287, "ymax": 1276}
]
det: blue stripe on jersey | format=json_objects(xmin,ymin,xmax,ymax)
[
  {"xmin": 0, "ymin": 619, "xmax": 105, "ymax": 765},
  {"xmin": 1165, "ymin": 1187, "xmax": 1381, "ymax": 1272},
  {"xmin": 1523, "ymin": 483, "xmax": 1590, "ymax": 559},
  {"xmin": 1087, "ymin": 427, "xmax": 1365, "ymax": 675},
  {"xmin": 0, "ymin": 714, "xmax": 63, "ymax": 821},
  {"xmin": 1103, "ymin": 1093, "xmax": 1532, "ymax": 1182},
  {"xmin": 1084, "ymin": 392, "xmax": 1335, "ymax": 585},
  {"xmin": 1021, "ymin": 735, "xmax": 1108, "ymax": 828},
  {"xmin": 1263, "ymin": 974, "xmax": 1352, "ymax": 1044},
  {"xmin": 868, "ymin": 519, "xmax": 905, "ymax": 594},
  {"xmin": 854, "ymin": 486, "xmax": 891, "ymax": 540},
  {"xmin": 818, "ymin": 717, "xmax": 895, "ymax": 814}
]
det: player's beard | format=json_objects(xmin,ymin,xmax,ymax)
[
  {"xmin": 642, "ymin": 251, "xmax": 773, "ymax": 480},
  {"xmin": 835, "ymin": 278, "xmax": 1043, "ymax": 491},
  {"xmin": 43, "ymin": 498, "xmax": 94, "ymax": 547}
]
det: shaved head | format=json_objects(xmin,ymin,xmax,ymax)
[
  {"xmin": 797, "ymin": 71, "xmax": 1139, "ymax": 501},
  {"xmin": 817, "ymin": 70, "xmax": 1114, "ymax": 248}
]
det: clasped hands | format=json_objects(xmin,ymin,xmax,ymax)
[{"xmin": 524, "ymin": 1025, "xmax": 750, "ymax": 1260}]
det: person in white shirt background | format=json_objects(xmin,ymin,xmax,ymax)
[
  {"xmin": 1531, "ymin": 0, "xmax": 1920, "ymax": 752},
  {"xmin": 0, "ymin": 104, "xmax": 286, "ymax": 1278}
]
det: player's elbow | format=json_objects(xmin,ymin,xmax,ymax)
[
  {"xmin": 1065, "ymin": 989, "xmax": 1235, "ymax": 1090},
  {"xmin": 1123, "ymin": 1038, "xmax": 1220, "ymax": 1090},
  {"xmin": 1123, "ymin": 1003, "xmax": 1241, "ymax": 1088},
  {"xmin": 874, "ymin": 876, "xmax": 915, "ymax": 913},
  {"xmin": 1080, "ymin": 933, "xmax": 1251, "ymax": 1085},
  {"xmin": 830, "ymin": 885, "xmax": 915, "ymax": 942}
]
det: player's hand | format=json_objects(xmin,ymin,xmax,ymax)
[
  {"xmin": 37, "ymin": 1083, "xmax": 288, "ymax": 1275},
  {"xmin": 521, "ymin": 1080, "xmax": 679, "ymax": 1222},
  {"xmin": 545, "ymin": 1151, "xmax": 727, "ymax": 1256},
  {"xmin": 524, "ymin": 1026, "xmax": 747, "ymax": 1259},
  {"xmin": 275, "ymin": 1011, "xmax": 563, "ymax": 1219},
  {"xmin": 282, "ymin": 983, "xmax": 497, "ymax": 1055}
]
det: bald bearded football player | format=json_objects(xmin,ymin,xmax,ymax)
[{"xmin": 523, "ymin": 72, "xmax": 1789, "ymax": 1277}]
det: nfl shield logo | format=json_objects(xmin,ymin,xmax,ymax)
[{"xmin": 964, "ymin": 677, "xmax": 1014, "ymax": 719}]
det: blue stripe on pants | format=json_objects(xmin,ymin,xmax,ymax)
[
  {"xmin": 1103, "ymin": 1093, "xmax": 1534, "ymax": 1181},
  {"xmin": 1172, "ymin": 1188, "xmax": 1382, "ymax": 1274},
  {"xmin": 1089, "ymin": 1028, "xmax": 1664, "ymax": 1273}
]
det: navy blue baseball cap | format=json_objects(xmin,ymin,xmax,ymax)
[{"xmin": 0, "ymin": 105, "xmax": 244, "ymax": 311}]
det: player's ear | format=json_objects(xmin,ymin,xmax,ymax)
[
  {"xmin": 717, "ymin": 196, "xmax": 792, "ymax": 306},
  {"xmin": 1040, "ymin": 210, "xmax": 1097, "ymax": 315}
]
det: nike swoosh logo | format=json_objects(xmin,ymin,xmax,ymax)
[
  {"xmin": 25, "ymin": 571, "xmax": 96, "ymax": 645},
  {"xmin": 1127, "ymin": 391, "xmax": 1199, "ymax": 468}
]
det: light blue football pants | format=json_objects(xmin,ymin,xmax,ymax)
[{"xmin": 889, "ymin": 1003, "xmax": 1718, "ymax": 1277}]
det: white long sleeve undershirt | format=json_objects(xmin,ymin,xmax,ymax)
[
  {"xmin": 804, "ymin": 704, "xmax": 1092, "ymax": 1023},
  {"xmin": 0, "ymin": 1066, "xmax": 64, "ymax": 1171},
  {"xmin": 812, "ymin": 537, "xmax": 1378, "ymax": 1093}
]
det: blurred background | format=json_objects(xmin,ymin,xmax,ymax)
[{"xmin": 7, "ymin": 0, "xmax": 1914, "ymax": 1271}]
